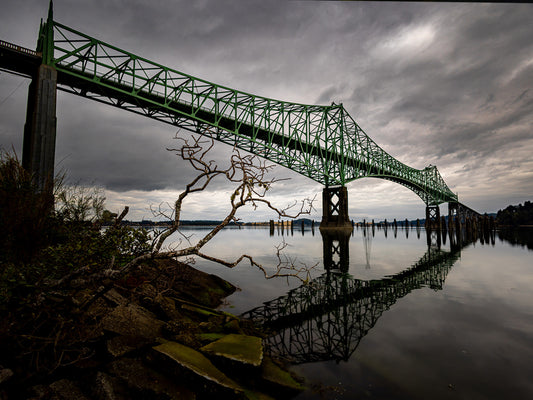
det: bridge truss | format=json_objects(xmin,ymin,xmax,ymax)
[{"xmin": 25, "ymin": 8, "xmax": 457, "ymax": 206}]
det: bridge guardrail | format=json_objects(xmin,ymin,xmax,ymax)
[{"xmin": 0, "ymin": 40, "xmax": 41, "ymax": 57}]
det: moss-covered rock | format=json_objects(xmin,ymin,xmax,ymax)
[
  {"xmin": 196, "ymin": 332, "xmax": 227, "ymax": 343},
  {"xmin": 153, "ymin": 341, "xmax": 244, "ymax": 395},
  {"xmin": 260, "ymin": 357, "xmax": 304, "ymax": 392},
  {"xmin": 242, "ymin": 389, "xmax": 277, "ymax": 400},
  {"xmin": 200, "ymin": 334, "xmax": 263, "ymax": 367}
]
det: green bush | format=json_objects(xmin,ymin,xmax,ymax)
[
  {"xmin": 0, "ymin": 151, "xmax": 56, "ymax": 264},
  {"xmin": 0, "ymin": 151, "xmax": 152, "ymax": 306}
]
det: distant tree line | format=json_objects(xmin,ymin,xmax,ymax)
[{"xmin": 496, "ymin": 201, "xmax": 533, "ymax": 226}]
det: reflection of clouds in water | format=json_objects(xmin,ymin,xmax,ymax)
[
  {"xmin": 163, "ymin": 226, "xmax": 440, "ymax": 313},
  {"xmin": 287, "ymin": 236, "xmax": 533, "ymax": 399},
  {"xmin": 445, "ymin": 244, "xmax": 533, "ymax": 317},
  {"xmin": 157, "ymin": 225, "xmax": 533, "ymax": 398},
  {"xmin": 163, "ymin": 226, "xmax": 435, "ymax": 280}
]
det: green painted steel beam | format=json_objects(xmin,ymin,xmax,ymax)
[{"xmin": 38, "ymin": 16, "xmax": 458, "ymax": 206}]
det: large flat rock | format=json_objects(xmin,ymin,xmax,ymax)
[
  {"xmin": 101, "ymin": 303, "xmax": 164, "ymax": 338},
  {"xmin": 153, "ymin": 341, "xmax": 243, "ymax": 394},
  {"xmin": 200, "ymin": 334, "xmax": 263, "ymax": 367},
  {"xmin": 260, "ymin": 357, "xmax": 304, "ymax": 392}
]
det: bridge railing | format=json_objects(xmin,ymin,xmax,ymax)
[{"xmin": 0, "ymin": 40, "xmax": 40, "ymax": 57}]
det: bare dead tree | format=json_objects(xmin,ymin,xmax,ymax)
[{"xmin": 80, "ymin": 129, "xmax": 317, "ymax": 310}]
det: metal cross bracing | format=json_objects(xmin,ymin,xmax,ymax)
[{"xmin": 24, "ymin": 9, "xmax": 457, "ymax": 206}]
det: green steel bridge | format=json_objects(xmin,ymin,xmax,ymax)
[{"xmin": 0, "ymin": 2, "xmax": 465, "ymax": 225}]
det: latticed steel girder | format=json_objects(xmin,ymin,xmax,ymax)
[{"xmin": 36, "ymin": 14, "xmax": 457, "ymax": 206}]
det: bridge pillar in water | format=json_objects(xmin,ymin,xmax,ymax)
[
  {"xmin": 448, "ymin": 201, "xmax": 458, "ymax": 226},
  {"xmin": 22, "ymin": 64, "xmax": 57, "ymax": 191},
  {"xmin": 425, "ymin": 205, "xmax": 441, "ymax": 230},
  {"xmin": 321, "ymin": 228, "xmax": 351, "ymax": 272},
  {"xmin": 319, "ymin": 186, "xmax": 352, "ymax": 230}
]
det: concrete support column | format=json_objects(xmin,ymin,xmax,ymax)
[
  {"xmin": 319, "ymin": 186, "xmax": 352, "ymax": 230},
  {"xmin": 425, "ymin": 205, "xmax": 441, "ymax": 230},
  {"xmin": 22, "ymin": 64, "xmax": 57, "ymax": 191}
]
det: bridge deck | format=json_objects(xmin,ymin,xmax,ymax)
[{"xmin": 0, "ymin": 40, "xmax": 41, "ymax": 78}]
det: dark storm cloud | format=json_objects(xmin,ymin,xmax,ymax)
[
  {"xmin": 349, "ymin": 4, "xmax": 533, "ymax": 159},
  {"xmin": 1, "ymin": 1, "xmax": 532, "ymax": 219}
]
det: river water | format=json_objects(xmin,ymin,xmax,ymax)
[{"xmin": 169, "ymin": 225, "xmax": 533, "ymax": 399}]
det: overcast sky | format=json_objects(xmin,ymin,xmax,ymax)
[{"xmin": 1, "ymin": 0, "xmax": 532, "ymax": 222}]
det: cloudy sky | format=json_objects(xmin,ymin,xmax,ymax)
[{"xmin": 1, "ymin": 0, "xmax": 532, "ymax": 222}]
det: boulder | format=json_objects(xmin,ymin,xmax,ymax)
[
  {"xmin": 106, "ymin": 335, "xmax": 152, "ymax": 358},
  {"xmin": 47, "ymin": 379, "xmax": 90, "ymax": 400},
  {"xmin": 108, "ymin": 357, "xmax": 194, "ymax": 400},
  {"xmin": 101, "ymin": 304, "xmax": 164, "ymax": 338},
  {"xmin": 103, "ymin": 288, "xmax": 128, "ymax": 306},
  {"xmin": 200, "ymin": 334, "xmax": 263, "ymax": 368},
  {"xmin": 152, "ymin": 341, "xmax": 243, "ymax": 395},
  {"xmin": 92, "ymin": 372, "xmax": 129, "ymax": 400},
  {"xmin": 260, "ymin": 357, "xmax": 304, "ymax": 392},
  {"xmin": 0, "ymin": 367, "xmax": 13, "ymax": 384},
  {"xmin": 157, "ymin": 259, "xmax": 237, "ymax": 307}
]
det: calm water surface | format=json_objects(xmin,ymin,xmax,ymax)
[{"xmin": 168, "ymin": 226, "xmax": 533, "ymax": 399}]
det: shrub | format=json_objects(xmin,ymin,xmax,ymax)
[
  {"xmin": 0, "ymin": 151, "xmax": 151, "ymax": 306},
  {"xmin": 0, "ymin": 151, "xmax": 55, "ymax": 264}
]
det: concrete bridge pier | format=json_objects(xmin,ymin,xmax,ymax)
[
  {"xmin": 319, "ymin": 186, "xmax": 353, "ymax": 230},
  {"xmin": 448, "ymin": 201, "xmax": 461, "ymax": 232},
  {"xmin": 425, "ymin": 205, "xmax": 441, "ymax": 230},
  {"xmin": 22, "ymin": 64, "xmax": 57, "ymax": 191}
]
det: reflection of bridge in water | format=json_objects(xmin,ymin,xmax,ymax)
[{"xmin": 241, "ymin": 235, "xmax": 467, "ymax": 364}]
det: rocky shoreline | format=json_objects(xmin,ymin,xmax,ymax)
[{"xmin": 0, "ymin": 259, "xmax": 304, "ymax": 399}]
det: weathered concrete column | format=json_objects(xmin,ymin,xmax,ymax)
[
  {"xmin": 319, "ymin": 186, "xmax": 352, "ymax": 230},
  {"xmin": 22, "ymin": 63, "xmax": 57, "ymax": 191}
]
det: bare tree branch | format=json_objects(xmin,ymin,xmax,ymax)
[{"xmin": 79, "ymin": 128, "xmax": 317, "ymax": 310}]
